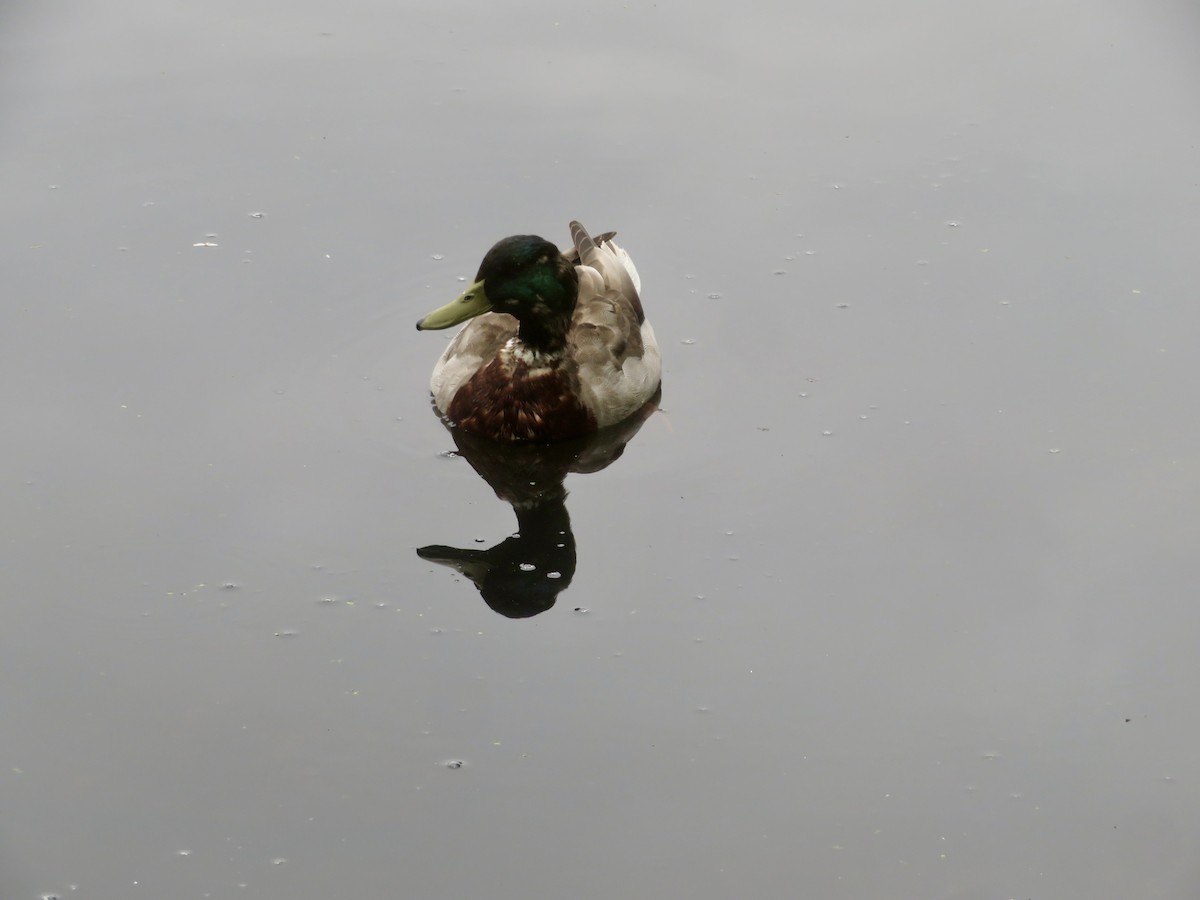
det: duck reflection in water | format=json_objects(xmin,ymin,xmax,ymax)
[{"xmin": 417, "ymin": 390, "xmax": 660, "ymax": 618}]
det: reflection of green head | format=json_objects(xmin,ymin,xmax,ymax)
[
  {"xmin": 416, "ymin": 235, "xmax": 579, "ymax": 349},
  {"xmin": 417, "ymin": 499, "xmax": 576, "ymax": 618}
]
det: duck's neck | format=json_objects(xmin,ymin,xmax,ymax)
[
  {"xmin": 503, "ymin": 257, "xmax": 577, "ymax": 355},
  {"xmin": 515, "ymin": 313, "xmax": 572, "ymax": 355}
]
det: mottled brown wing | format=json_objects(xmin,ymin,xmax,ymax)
[{"xmin": 569, "ymin": 220, "xmax": 644, "ymax": 323}]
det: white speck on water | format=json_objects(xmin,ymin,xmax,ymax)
[
  {"xmin": 431, "ymin": 253, "xmax": 444, "ymax": 260},
  {"xmin": 707, "ymin": 292, "xmax": 722, "ymax": 299},
  {"xmin": 271, "ymin": 857, "xmax": 287, "ymax": 866},
  {"xmin": 822, "ymin": 430, "xmax": 833, "ymax": 436},
  {"xmin": 248, "ymin": 211, "xmax": 265, "ymax": 218},
  {"xmin": 946, "ymin": 220, "xmax": 960, "ymax": 227},
  {"xmin": 681, "ymin": 338, "xmax": 696, "ymax": 345},
  {"xmin": 1049, "ymin": 448, "xmax": 1062, "ymax": 454},
  {"xmin": 546, "ymin": 571, "xmax": 562, "ymax": 579},
  {"xmin": 519, "ymin": 563, "xmax": 536, "ymax": 572},
  {"xmin": 835, "ymin": 302, "xmax": 849, "ymax": 308}
]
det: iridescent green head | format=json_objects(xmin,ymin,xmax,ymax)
[{"xmin": 416, "ymin": 235, "xmax": 579, "ymax": 349}]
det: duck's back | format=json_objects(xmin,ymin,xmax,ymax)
[{"xmin": 567, "ymin": 222, "xmax": 660, "ymax": 427}]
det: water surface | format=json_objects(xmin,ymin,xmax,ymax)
[{"xmin": 4, "ymin": 1, "xmax": 1200, "ymax": 896}]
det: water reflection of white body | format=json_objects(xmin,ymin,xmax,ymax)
[{"xmin": 418, "ymin": 391, "xmax": 660, "ymax": 617}]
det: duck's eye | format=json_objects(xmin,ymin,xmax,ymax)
[{"xmin": 461, "ymin": 292, "xmax": 474, "ymax": 302}]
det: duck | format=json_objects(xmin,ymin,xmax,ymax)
[{"xmin": 416, "ymin": 221, "xmax": 661, "ymax": 442}]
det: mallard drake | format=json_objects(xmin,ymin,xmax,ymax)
[{"xmin": 416, "ymin": 221, "xmax": 661, "ymax": 442}]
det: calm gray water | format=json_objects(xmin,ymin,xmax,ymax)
[{"xmin": 4, "ymin": 1, "xmax": 1200, "ymax": 897}]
